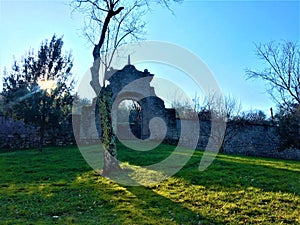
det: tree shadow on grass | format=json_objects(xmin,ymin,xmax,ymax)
[
  {"xmin": 176, "ymin": 152, "xmax": 300, "ymax": 195},
  {"xmin": 103, "ymin": 165, "xmax": 223, "ymax": 224},
  {"xmin": 0, "ymin": 146, "xmax": 222, "ymax": 225},
  {"xmin": 2, "ymin": 145, "xmax": 298, "ymax": 224},
  {"xmin": 122, "ymin": 185, "xmax": 223, "ymax": 225}
]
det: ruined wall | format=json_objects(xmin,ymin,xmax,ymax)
[
  {"xmin": 3, "ymin": 62, "xmax": 298, "ymax": 161},
  {"xmin": 79, "ymin": 100, "xmax": 99, "ymax": 143},
  {"xmin": 0, "ymin": 115, "xmax": 37, "ymax": 149},
  {"xmin": 0, "ymin": 115, "xmax": 75, "ymax": 150},
  {"xmin": 175, "ymin": 119, "xmax": 300, "ymax": 161},
  {"xmin": 75, "ymin": 64, "xmax": 300, "ymax": 161},
  {"xmin": 221, "ymin": 122, "xmax": 300, "ymax": 160}
]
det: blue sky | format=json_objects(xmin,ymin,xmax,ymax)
[{"xmin": 0, "ymin": 0, "xmax": 299, "ymax": 115}]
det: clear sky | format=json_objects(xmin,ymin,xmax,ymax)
[{"xmin": 0, "ymin": 0, "xmax": 299, "ymax": 116}]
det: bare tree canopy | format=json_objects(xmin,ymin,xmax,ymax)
[
  {"xmin": 246, "ymin": 41, "xmax": 300, "ymax": 110},
  {"xmin": 72, "ymin": 0, "xmax": 181, "ymax": 94}
]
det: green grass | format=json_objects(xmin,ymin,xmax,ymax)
[{"xmin": 0, "ymin": 143, "xmax": 299, "ymax": 224}]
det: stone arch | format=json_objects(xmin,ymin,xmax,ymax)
[
  {"xmin": 77, "ymin": 64, "xmax": 178, "ymax": 143},
  {"xmin": 108, "ymin": 64, "xmax": 176, "ymax": 140}
]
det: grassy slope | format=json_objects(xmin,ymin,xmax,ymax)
[{"xmin": 0, "ymin": 144, "xmax": 299, "ymax": 225}]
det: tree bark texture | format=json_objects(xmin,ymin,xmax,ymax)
[
  {"xmin": 97, "ymin": 86, "xmax": 120, "ymax": 176},
  {"xmin": 89, "ymin": 6, "xmax": 124, "ymax": 176}
]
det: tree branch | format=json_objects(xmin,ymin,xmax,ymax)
[{"xmin": 92, "ymin": 7, "xmax": 124, "ymax": 60}]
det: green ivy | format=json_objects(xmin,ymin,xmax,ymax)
[{"xmin": 97, "ymin": 86, "xmax": 120, "ymax": 175}]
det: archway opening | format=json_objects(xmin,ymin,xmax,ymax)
[{"xmin": 117, "ymin": 99, "xmax": 142, "ymax": 140}]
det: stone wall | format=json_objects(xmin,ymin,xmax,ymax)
[
  {"xmin": 175, "ymin": 119, "xmax": 300, "ymax": 161},
  {"xmin": 3, "ymin": 62, "xmax": 298, "ymax": 161},
  {"xmin": 78, "ymin": 101, "xmax": 99, "ymax": 142},
  {"xmin": 0, "ymin": 115, "xmax": 37, "ymax": 149},
  {"xmin": 0, "ymin": 115, "xmax": 75, "ymax": 150},
  {"xmin": 74, "ymin": 63, "xmax": 300, "ymax": 161},
  {"xmin": 222, "ymin": 122, "xmax": 300, "ymax": 160}
]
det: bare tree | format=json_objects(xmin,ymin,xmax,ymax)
[
  {"xmin": 246, "ymin": 41, "xmax": 300, "ymax": 111},
  {"xmin": 171, "ymin": 92, "xmax": 240, "ymax": 152},
  {"xmin": 200, "ymin": 93, "xmax": 241, "ymax": 120},
  {"xmin": 171, "ymin": 92, "xmax": 200, "ymax": 119},
  {"xmin": 72, "ymin": 0, "xmax": 180, "ymax": 176},
  {"xmin": 199, "ymin": 94, "xmax": 241, "ymax": 152}
]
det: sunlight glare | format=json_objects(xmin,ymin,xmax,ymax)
[{"xmin": 37, "ymin": 78, "xmax": 57, "ymax": 94}]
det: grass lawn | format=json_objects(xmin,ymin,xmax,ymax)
[{"xmin": 0, "ymin": 143, "xmax": 299, "ymax": 224}]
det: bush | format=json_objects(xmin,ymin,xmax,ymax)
[{"xmin": 275, "ymin": 105, "xmax": 300, "ymax": 150}]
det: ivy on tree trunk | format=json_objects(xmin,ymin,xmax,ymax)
[{"xmin": 97, "ymin": 85, "xmax": 121, "ymax": 176}]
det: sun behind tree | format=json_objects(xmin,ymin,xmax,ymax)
[{"xmin": 2, "ymin": 35, "xmax": 75, "ymax": 152}]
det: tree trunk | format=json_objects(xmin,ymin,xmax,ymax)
[
  {"xmin": 89, "ymin": 7, "xmax": 124, "ymax": 176},
  {"xmin": 38, "ymin": 124, "xmax": 45, "ymax": 152},
  {"xmin": 97, "ymin": 85, "xmax": 121, "ymax": 176},
  {"xmin": 103, "ymin": 144, "xmax": 120, "ymax": 176},
  {"xmin": 38, "ymin": 99, "xmax": 46, "ymax": 152}
]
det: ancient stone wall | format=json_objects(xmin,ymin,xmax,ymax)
[
  {"xmin": 222, "ymin": 122, "xmax": 300, "ymax": 160},
  {"xmin": 75, "ymin": 65, "xmax": 300, "ymax": 161},
  {"xmin": 0, "ymin": 115, "xmax": 37, "ymax": 149},
  {"xmin": 2, "ymin": 63, "xmax": 299, "ymax": 161},
  {"xmin": 0, "ymin": 115, "xmax": 75, "ymax": 150},
  {"xmin": 174, "ymin": 119, "xmax": 300, "ymax": 161}
]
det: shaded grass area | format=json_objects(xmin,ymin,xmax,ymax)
[{"xmin": 0, "ymin": 143, "xmax": 299, "ymax": 224}]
